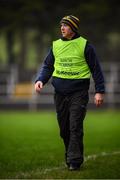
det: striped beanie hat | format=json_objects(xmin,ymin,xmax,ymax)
[{"xmin": 60, "ymin": 15, "xmax": 80, "ymax": 32}]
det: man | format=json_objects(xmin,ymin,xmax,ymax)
[{"xmin": 35, "ymin": 15, "xmax": 105, "ymax": 171}]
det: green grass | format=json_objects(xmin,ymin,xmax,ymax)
[{"xmin": 0, "ymin": 110, "xmax": 120, "ymax": 179}]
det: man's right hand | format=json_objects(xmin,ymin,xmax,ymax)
[{"xmin": 35, "ymin": 81, "xmax": 43, "ymax": 93}]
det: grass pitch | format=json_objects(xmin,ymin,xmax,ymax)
[{"xmin": 0, "ymin": 110, "xmax": 120, "ymax": 179}]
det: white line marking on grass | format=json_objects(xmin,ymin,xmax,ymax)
[
  {"xmin": 15, "ymin": 151, "xmax": 120, "ymax": 178},
  {"xmin": 43, "ymin": 151, "xmax": 120, "ymax": 174},
  {"xmin": 84, "ymin": 151, "xmax": 120, "ymax": 162}
]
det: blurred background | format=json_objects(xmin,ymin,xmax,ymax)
[{"xmin": 0, "ymin": 0, "xmax": 120, "ymax": 111}]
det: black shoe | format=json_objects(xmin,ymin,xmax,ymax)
[{"xmin": 69, "ymin": 163, "xmax": 80, "ymax": 171}]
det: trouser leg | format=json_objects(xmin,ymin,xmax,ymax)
[
  {"xmin": 67, "ymin": 91, "xmax": 88, "ymax": 165},
  {"xmin": 54, "ymin": 93, "xmax": 70, "ymax": 153}
]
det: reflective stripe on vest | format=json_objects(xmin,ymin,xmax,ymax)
[{"xmin": 52, "ymin": 37, "xmax": 91, "ymax": 79}]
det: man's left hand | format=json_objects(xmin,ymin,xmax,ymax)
[{"xmin": 94, "ymin": 93, "xmax": 104, "ymax": 107}]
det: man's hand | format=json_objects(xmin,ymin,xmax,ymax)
[
  {"xmin": 94, "ymin": 93, "xmax": 104, "ymax": 107},
  {"xmin": 35, "ymin": 81, "xmax": 43, "ymax": 93}
]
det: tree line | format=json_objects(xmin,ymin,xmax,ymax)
[{"xmin": 0, "ymin": 0, "xmax": 119, "ymax": 69}]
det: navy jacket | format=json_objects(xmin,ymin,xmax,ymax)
[{"xmin": 35, "ymin": 34, "xmax": 105, "ymax": 95}]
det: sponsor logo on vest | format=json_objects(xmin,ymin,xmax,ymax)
[{"xmin": 56, "ymin": 70, "xmax": 80, "ymax": 76}]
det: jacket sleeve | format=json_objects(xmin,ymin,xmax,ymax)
[
  {"xmin": 35, "ymin": 48, "xmax": 55, "ymax": 85},
  {"xmin": 85, "ymin": 42, "xmax": 105, "ymax": 93}
]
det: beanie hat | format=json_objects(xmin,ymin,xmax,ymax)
[{"xmin": 60, "ymin": 15, "xmax": 80, "ymax": 32}]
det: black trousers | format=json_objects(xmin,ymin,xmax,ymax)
[{"xmin": 54, "ymin": 90, "xmax": 89, "ymax": 165}]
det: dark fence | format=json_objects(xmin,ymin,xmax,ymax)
[{"xmin": 0, "ymin": 63, "xmax": 120, "ymax": 110}]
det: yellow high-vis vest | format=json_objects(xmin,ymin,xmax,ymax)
[{"xmin": 52, "ymin": 37, "xmax": 91, "ymax": 79}]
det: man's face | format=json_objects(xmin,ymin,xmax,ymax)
[{"xmin": 60, "ymin": 23, "xmax": 74, "ymax": 39}]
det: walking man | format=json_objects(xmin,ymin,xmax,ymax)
[{"xmin": 35, "ymin": 15, "xmax": 105, "ymax": 170}]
